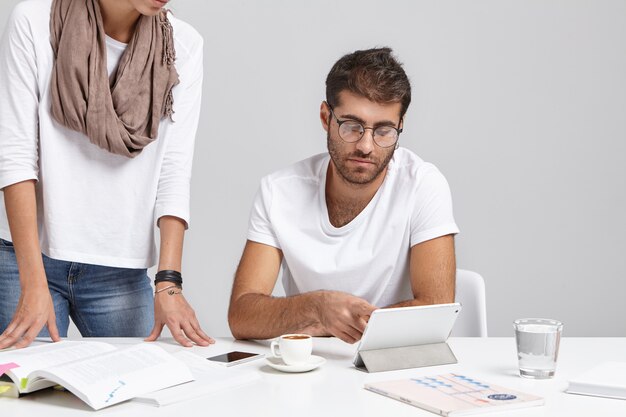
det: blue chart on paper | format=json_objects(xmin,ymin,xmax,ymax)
[{"xmin": 410, "ymin": 374, "xmax": 518, "ymax": 406}]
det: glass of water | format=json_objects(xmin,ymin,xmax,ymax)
[{"xmin": 513, "ymin": 318, "xmax": 563, "ymax": 379}]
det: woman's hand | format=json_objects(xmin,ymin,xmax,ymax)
[
  {"xmin": 1, "ymin": 180, "xmax": 60, "ymax": 349},
  {"xmin": 145, "ymin": 285, "xmax": 215, "ymax": 347},
  {"xmin": 0, "ymin": 282, "xmax": 60, "ymax": 349}
]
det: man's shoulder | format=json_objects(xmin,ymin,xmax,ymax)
[
  {"xmin": 263, "ymin": 153, "xmax": 326, "ymax": 182},
  {"xmin": 390, "ymin": 147, "xmax": 443, "ymax": 181}
]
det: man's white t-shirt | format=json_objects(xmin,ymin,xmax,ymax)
[
  {"xmin": 247, "ymin": 148, "xmax": 460, "ymax": 307},
  {"xmin": 0, "ymin": 0, "xmax": 203, "ymax": 268}
]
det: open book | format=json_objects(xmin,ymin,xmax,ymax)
[
  {"xmin": 365, "ymin": 373, "xmax": 544, "ymax": 416},
  {"xmin": 0, "ymin": 341, "xmax": 193, "ymax": 410}
]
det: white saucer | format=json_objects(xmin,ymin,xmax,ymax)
[{"xmin": 265, "ymin": 355, "xmax": 326, "ymax": 373}]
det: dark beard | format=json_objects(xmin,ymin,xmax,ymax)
[{"xmin": 327, "ymin": 132, "xmax": 395, "ymax": 185}]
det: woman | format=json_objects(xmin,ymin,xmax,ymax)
[{"xmin": 0, "ymin": 0, "xmax": 213, "ymax": 348}]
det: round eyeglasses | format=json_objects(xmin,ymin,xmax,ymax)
[{"xmin": 327, "ymin": 102, "xmax": 402, "ymax": 148}]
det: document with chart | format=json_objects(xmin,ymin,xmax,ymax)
[{"xmin": 364, "ymin": 373, "xmax": 544, "ymax": 416}]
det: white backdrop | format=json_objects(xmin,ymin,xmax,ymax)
[{"xmin": 1, "ymin": 0, "xmax": 625, "ymax": 337}]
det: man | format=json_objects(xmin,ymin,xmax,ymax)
[{"xmin": 228, "ymin": 47, "xmax": 459, "ymax": 344}]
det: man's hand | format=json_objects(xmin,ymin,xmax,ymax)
[
  {"xmin": 0, "ymin": 282, "xmax": 60, "ymax": 349},
  {"xmin": 316, "ymin": 291, "xmax": 377, "ymax": 344},
  {"xmin": 146, "ymin": 288, "xmax": 215, "ymax": 347}
]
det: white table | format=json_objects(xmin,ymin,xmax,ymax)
[{"xmin": 1, "ymin": 337, "xmax": 625, "ymax": 416}]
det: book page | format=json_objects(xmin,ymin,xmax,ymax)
[
  {"xmin": 133, "ymin": 350, "xmax": 260, "ymax": 406},
  {"xmin": 0, "ymin": 341, "xmax": 116, "ymax": 389},
  {"xmin": 0, "ymin": 377, "xmax": 19, "ymax": 398},
  {"xmin": 31, "ymin": 343, "xmax": 193, "ymax": 410}
]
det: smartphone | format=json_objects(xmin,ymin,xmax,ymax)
[{"xmin": 206, "ymin": 351, "xmax": 264, "ymax": 367}]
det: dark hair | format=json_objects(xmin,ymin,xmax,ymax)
[{"xmin": 325, "ymin": 47, "xmax": 411, "ymax": 119}]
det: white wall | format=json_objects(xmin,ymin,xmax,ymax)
[{"xmin": 2, "ymin": 0, "xmax": 625, "ymax": 337}]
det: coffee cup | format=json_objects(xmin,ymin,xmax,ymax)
[{"xmin": 270, "ymin": 334, "xmax": 312, "ymax": 365}]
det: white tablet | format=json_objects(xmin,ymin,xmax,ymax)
[{"xmin": 353, "ymin": 303, "xmax": 462, "ymax": 365}]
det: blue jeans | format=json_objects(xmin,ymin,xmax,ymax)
[{"xmin": 0, "ymin": 238, "xmax": 154, "ymax": 337}]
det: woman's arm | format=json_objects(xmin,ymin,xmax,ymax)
[
  {"xmin": 0, "ymin": 180, "xmax": 60, "ymax": 349},
  {"xmin": 145, "ymin": 215, "xmax": 214, "ymax": 347}
]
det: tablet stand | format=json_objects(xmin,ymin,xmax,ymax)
[{"xmin": 354, "ymin": 342, "xmax": 457, "ymax": 373}]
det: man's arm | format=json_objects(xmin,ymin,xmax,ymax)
[
  {"xmin": 228, "ymin": 240, "xmax": 376, "ymax": 344},
  {"xmin": 386, "ymin": 234, "xmax": 456, "ymax": 308}
]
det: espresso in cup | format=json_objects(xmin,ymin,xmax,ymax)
[{"xmin": 270, "ymin": 334, "xmax": 312, "ymax": 365}]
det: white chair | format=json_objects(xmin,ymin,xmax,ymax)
[{"xmin": 451, "ymin": 269, "xmax": 488, "ymax": 337}]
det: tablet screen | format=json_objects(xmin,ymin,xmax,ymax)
[{"xmin": 357, "ymin": 303, "xmax": 462, "ymax": 352}]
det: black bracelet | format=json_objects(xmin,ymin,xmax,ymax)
[{"xmin": 155, "ymin": 270, "xmax": 183, "ymax": 287}]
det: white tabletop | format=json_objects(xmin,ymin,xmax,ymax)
[{"xmin": 1, "ymin": 337, "xmax": 625, "ymax": 416}]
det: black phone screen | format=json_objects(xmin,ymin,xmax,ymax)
[{"xmin": 207, "ymin": 351, "xmax": 259, "ymax": 363}]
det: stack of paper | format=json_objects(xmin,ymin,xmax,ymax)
[
  {"xmin": 566, "ymin": 362, "xmax": 626, "ymax": 400},
  {"xmin": 132, "ymin": 350, "xmax": 261, "ymax": 406}
]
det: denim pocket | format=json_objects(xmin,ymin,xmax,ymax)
[{"xmin": 0, "ymin": 238, "xmax": 14, "ymax": 249}]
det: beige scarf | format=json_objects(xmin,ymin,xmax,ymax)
[{"xmin": 49, "ymin": 0, "xmax": 179, "ymax": 158}]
